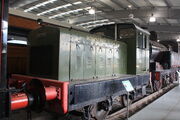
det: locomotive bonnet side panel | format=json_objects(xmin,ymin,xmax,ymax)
[
  {"xmin": 96, "ymin": 37, "xmax": 107, "ymax": 77},
  {"xmin": 58, "ymin": 28, "xmax": 70, "ymax": 81},
  {"xmin": 69, "ymin": 30, "xmax": 84, "ymax": 81},
  {"xmin": 28, "ymin": 27, "xmax": 60, "ymax": 79},
  {"xmin": 83, "ymin": 34, "xmax": 96, "ymax": 79}
]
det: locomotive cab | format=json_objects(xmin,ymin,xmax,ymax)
[{"xmin": 91, "ymin": 23, "xmax": 150, "ymax": 75}]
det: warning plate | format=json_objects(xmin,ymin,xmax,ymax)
[{"xmin": 122, "ymin": 80, "xmax": 134, "ymax": 92}]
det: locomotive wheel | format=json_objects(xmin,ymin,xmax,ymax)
[
  {"xmin": 122, "ymin": 94, "xmax": 133, "ymax": 107},
  {"xmin": 162, "ymin": 77, "xmax": 168, "ymax": 87},
  {"xmin": 82, "ymin": 100, "xmax": 112, "ymax": 120},
  {"xmin": 153, "ymin": 80, "xmax": 162, "ymax": 91},
  {"xmin": 90, "ymin": 104, "xmax": 110, "ymax": 120},
  {"xmin": 175, "ymin": 72, "xmax": 179, "ymax": 81}
]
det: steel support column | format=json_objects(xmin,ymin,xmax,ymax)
[{"xmin": 0, "ymin": 0, "xmax": 9, "ymax": 118}]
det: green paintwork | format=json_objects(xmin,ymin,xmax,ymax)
[
  {"xmin": 83, "ymin": 35, "xmax": 96, "ymax": 79},
  {"xmin": 70, "ymin": 30, "xmax": 84, "ymax": 81},
  {"xmin": 136, "ymin": 32, "xmax": 149, "ymax": 74},
  {"xmin": 28, "ymin": 27, "xmax": 60, "ymax": 79},
  {"xmin": 118, "ymin": 41, "xmax": 127, "ymax": 74},
  {"xmin": 29, "ymin": 26, "xmax": 127, "ymax": 82},
  {"xmin": 123, "ymin": 37, "xmax": 136, "ymax": 74},
  {"xmin": 105, "ymin": 39, "xmax": 114, "ymax": 76},
  {"xmin": 58, "ymin": 28, "xmax": 70, "ymax": 81},
  {"xmin": 118, "ymin": 24, "xmax": 149, "ymax": 75},
  {"xmin": 95, "ymin": 37, "xmax": 106, "ymax": 78}
]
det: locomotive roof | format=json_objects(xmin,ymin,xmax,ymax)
[{"xmin": 91, "ymin": 23, "xmax": 150, "ymax": 35}]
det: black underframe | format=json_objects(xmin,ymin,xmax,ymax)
[{"xmin": 68, "ymin": 74, "xmax": 149, "ymax": 111}]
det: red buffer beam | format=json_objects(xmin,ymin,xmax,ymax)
[{"xmin": 10, "ymin": 74, "xmax": 69, "ymax": 114}]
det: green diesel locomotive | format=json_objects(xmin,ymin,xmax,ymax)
[{"xmin": 19, "ymin": 23, "xmax": 150, "ymax": 119}]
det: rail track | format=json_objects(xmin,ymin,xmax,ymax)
[{"xmin": 106, "ymin": 83, "xmax": 177, "ymax": 120}]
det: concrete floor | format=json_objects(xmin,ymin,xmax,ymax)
[{"xmin": 130, "ymin": 85, "xmax": 180, "ymax": 120}]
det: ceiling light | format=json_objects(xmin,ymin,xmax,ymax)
[
  {"xmin": 85, "ymin": 22, "xmax": 115, "ymax": 28},
  {"xmin": 37, "ymin": 3, "xmax": 72, "ymax": 16},
  {"xmin": 129, "ymin": 14, "xmax": 134, "ymax": 19},
  {"xmin": 49, "ymin": 7, "xmax": 93, "ymax": 19},
  {"xmin": 85, "ymin": 7, "xmax": 91, "ymax": 10},
  {"xmin": 24, "ymin": 0, "xmax": 57, "ymax": 12},
  {"xmin": 8, "ymin": 40, "xmax": 27, "ymax": 45},
  {"xmin": 49, "ymin": 8, "xmax": 83, "ymax": 19},
  {"xmin": 89, "ymin": 8, "xmax": 95, "ymax": 14},
  {"xmin": 177, "ymin": 38, "xmax": 180, "ymax": 42},
  {"xmin": 128, "ymin": 5, "xmax": 132, "ymax": 8},
  {"xmin": 149, "ymin": 14, "xmax": 156, "ymax": 22},
  {"xmin": 77, "ymin": 19, "xmax": 109, "ymax": 26},
  {"xmin": 73, "ymin": 1, "xmax": 82, "ymax": 5}
]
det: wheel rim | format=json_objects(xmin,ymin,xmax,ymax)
[
  {"xmin": 82, "ymin": 100, "xmax": 112, "ymax": 120},
  {"xmin": 122, "ymin": 95, "xmax": 132, "ymax": 107},
  {"xmin": 90, "ymin": 104, "xmax": 110, "ymax": 120},
  {"xmin": 153, "ymin": 80, "xmax": 162, "ymax": 91}
]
